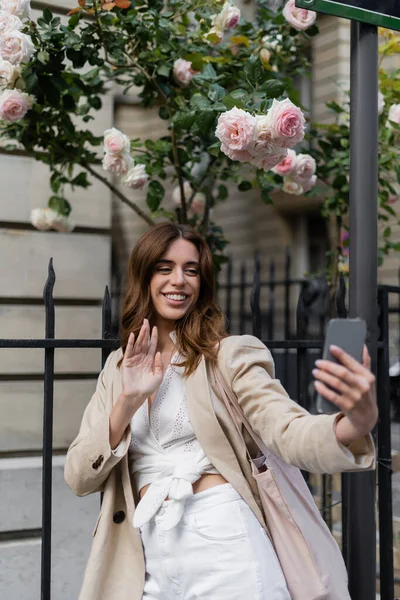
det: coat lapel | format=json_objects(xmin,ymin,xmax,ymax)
[{"xmin": 186, "ymin": 356, "xmax": 247, "ymax": 485}]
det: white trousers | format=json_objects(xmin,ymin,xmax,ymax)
[{"xmin": 139, "ymin": 483, "xmax": 291, "ymax": 600}]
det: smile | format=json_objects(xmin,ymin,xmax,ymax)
[{"xmin": 163, "ymin": 293, "xmax": 188, "ymax": 302}]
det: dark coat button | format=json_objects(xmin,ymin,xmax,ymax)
[
  {"xmin": 98, "ymin": 455, "xmax": 104, "ymax": 465},
  {"xmin": 113, "ymin": 511, "xmax": 125, "ymax": 524},
  {"xmin": 92, "ymin": 461, "xmax": 98, "ymax": 470}
]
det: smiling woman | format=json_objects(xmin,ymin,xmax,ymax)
[{"xmin": 64, "ymin": 222, "xmax": 377, "ymax": 600}]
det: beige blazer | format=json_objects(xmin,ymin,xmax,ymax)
[{"xmin": 64, "ymin": 335, "xmax": 375, "ymax": 600}]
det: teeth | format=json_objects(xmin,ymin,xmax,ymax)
[{"xmin": 165, "ymin": 294, "xmax": 187, "ymax": 301}]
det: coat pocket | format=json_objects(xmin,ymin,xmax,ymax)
[{"xmin": 92, "ymin": 513, "xmax": 102, "ymax": 537}]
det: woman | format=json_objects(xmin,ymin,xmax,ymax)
[{"xmin": 65, "ymin": 222, "xmax": 376, "ymax": 600}]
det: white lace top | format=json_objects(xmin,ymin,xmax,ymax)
[{"xmin": 121, "ymin": 334, "xmax": 219, "ymax": 531}]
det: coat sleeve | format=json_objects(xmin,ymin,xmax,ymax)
[
  {"xmin": 64, "ymin": 350, "xmax": 131, "ymax": 496},
  {"xmin": 219, "ymin": 335, "xmax": 375, "ymax": 475}
]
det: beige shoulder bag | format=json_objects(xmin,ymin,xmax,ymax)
[{"xmin": 212, "ymin": 364, "xmax": 350, "ymax": 600}]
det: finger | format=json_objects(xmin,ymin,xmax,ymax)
[
  {"xmin": 362, "ymin": 345, "xmax": 371, "ymax": 370},
  {"xmin": 124, "ymin": 332, "xmax": 135, "ymax": 360},
  {"xmin": 314, "ymin": 380, "xmax": 350, "ymax": 412},
  {"xmin": 315, "ymin": 359, "xmax": 356, "ymax": 386},
  {"xmin": 147, "ymin": 326, "xmax": 158, "ymax": 361},
  {"xmin": 313, "ymin": 368, "xmax": 353, "ymax": 397},
  {"xmin": 133, "ymin": 319, "xmax": 148, "ymax": 355}
]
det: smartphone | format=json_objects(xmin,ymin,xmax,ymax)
[{"xmin": 316, "ymin": 318, "xmax": 367, "ymax": 415}]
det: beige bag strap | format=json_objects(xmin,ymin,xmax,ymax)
[{"xmin": 211, "ymin": 363, "xmax": 267, "ymax": 461}]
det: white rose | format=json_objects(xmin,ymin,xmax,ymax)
[
  {"xmin": 282, "ymin": 0, "xmax": 316, "ymax": 31},
  {"xmin": 302, "ymin": 175, "xmax": 317, "ymax": 193},
  {"xmin": 103, "ymin": 127, "xmax": 130, "ymax": 156},
  {"xmin": 206, "ymin": 26, "xmax": 224, "ymax": 45},
  {"xmin": 123, "ymin": 164, "xmax": 149, "ymax": 190},
  {"xmin": 282, "ymin": 176, "xmax": 304, "ymax": 195},
  {"xmin": 0, "ymin": 0, "xmax": 31, "ymax": 19},
  {"xmin": 102, "ymin": 152, "xmax": 133, "ymax": 175},
  {"xmin": 292, "ymin": 153, "xmax": 316, "ymax": 184},
  {"xmin": 378, "ymin": 90, "xmax": 385, "ymax": 116},
  {"xmin": 214, "ymin": 2, "xmax": 241, "ymax": 30},
  {"xmin": 30, "ymin": 207, "xmax": 52, "ymax": 231},
  {"xmin": 0, "ymin": 10, "xmax": 22, "ymax": 35},
  {"xmin": 188, "ymin": 192, "xmax": 206, "ymax": 217},
  {"xmin": 262, "ymin": 33, "xmax": 283, "ymax": 52},
  {"xmin": 172, "ymin": 181, "xmax": 193, "ymax": 205},
  {"xmin": 387, "ymin": 104, "xmax": 400, "ymax": 129},
  {"xmin": 30, "ymin": 208, "xmax": 74, "ymax": 232},
  {"xmin": 0, "ymin": 30, "xmax": 34, "ymax": 64},
  {"xmin": 0, "ymin": 58, "xmax": 19, "ymax": 87}
]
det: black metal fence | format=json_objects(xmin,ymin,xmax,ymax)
[{"xmin": 0, "ymin": 257, "xmax": 397, "ymax": 599}]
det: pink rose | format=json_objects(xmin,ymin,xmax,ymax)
[
  {"xmin": 292, "ymin": 153, "xmax": 316, "ymax": 184},
  {"xmin": 378, "ymin": 90, "xmax": 385, "ymax": 116},
  {"xmin": 0, "ymin": 88, "xmax": 32, "ymax": 121},
  {"xmin": 0, "ymin": 30, "xmax": 34, "ymax": 65},
  {"xmin": 0, "ymin": 11, "xmax": 22, "ymax": 35},
  {"xmin": 216, "ymin": 107, "xmax": 256, "ymax": 152},
  {"xmin": 220, "ymin": 143, "xmax": 254, "ymax": 163},
  {"xmin": 388, "ymin": 104, "xmax": 400, "ymax": 128},
  {"xmin": 103, "ymin": 127, "xmax": 130, "ymax": 155},
  {"xmin": 266, "ymin": 98, "xmax": 305, "ymax": 148},
  {"xmin": 123, "ymin": 164, "xmax": 148, "ymax": 190},
  {"xmin": 173, "ymin": 59, "xmax": 198, "ymax": 87},
  {"xmin": 388, "ymin": 194, "xmax": 398, "ymax": 204},
  {"xmin": 282, "ymin": 0, "xmax": 316, "ymax": 31},
  {"xmin": 252, "ymin": 115, "xmax": 285, "ymax": 157},
  {"xmin": 302, "ymin": 175, "xmax": 317, "ymax": 193},
  {"xmin": 282, "ymin": 177, "xmax": 304, "ymax": 195},
  {"xmin": 214, "ymin": 2, "xmax": 241, "ymax": 30},
  {"xmin": 102, "ymin": 152, "xmax": 133, "ymax": 175},
  {"xmin": 272, "ymin": 149, "xmax": 297, "ymax": 176},
  {"xmin": 250, "ymin": 148, "xmax": 288, "ymax": 171}
]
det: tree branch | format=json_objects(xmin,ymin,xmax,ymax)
[{"xmin": 83, "ymin": 163, "xmax": 155, "ymax": 227}]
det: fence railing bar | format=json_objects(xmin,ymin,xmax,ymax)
[
  {"xmin": 251, "ymin": 252, "xmax": 262, "ymax": 339},
  {"xmin": 41, "ymin": 258, "xmax": 55, "ymax": 600},
  {"xmin": 284, "ymin": 247, "xmax": 291, "ymax": 340},
  {"xmin": 377, "ymin": 287, "xmax": 394, "ymax": 600},
  {"xmin": 102, "ymin": 286, "xmax": 112, "ymax": 369},
  {"xmin": 0, "ymin": 339, "xmax": 120, "ymax": 349},
  {"xmin": 218, "ymin": 278, "xmax": 306, "ymax": 290},
  {"xmin": 267, "ymin": 259, "xmax": 275, "ymax": 340},
  {"xmin": 225, "ymin": 257, "xmax": 233, "ymax": 333},
  {"xmin": 0, "ymin": 528, "xmax": 42, "ymax": 542},
  {"xmin": 239, "ymin": 263, "xmax": 246, "ymax": 336}
]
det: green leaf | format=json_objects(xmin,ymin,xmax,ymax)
[
  {"xmin": 222, "ymin": 94, "xmax": 245, "ymax": 110},
  {"xmin": 157, "ymin": 64, "xmax": 171, "ymax": 77},
  {"xmin": 238, "ymin": 180, "xmax": 252, "ymax": 192},
  {"xmin": 244, "ymin": 54, "xmax": 263, "ymax": 88},
  {"xmin": 258, "ymin": 79, "xmax": 284, "ymax": 98},
  {"xmin": 190, "ymin": 94, "xmax": 211, "ymax": 109},
  {"xmin": 172, "ymin": 110, "xmax": 196, "ymax": 132},
  {"xmin": 193, "ymin": 63, "xmax": 217, "ymax": 82},
  {"xmin": 158, "ymin": 105, "xmax": 169, "ymax": 120},
  {"xmin": 71, "ymin": 172, "xmax": 90, "ymax": 188},
  {"xmin": 68, "ymin": 12, "xmax": 81, "ymax": 29},
  {"xmin": 208, "ymin": 83, "xmax": 225, "ymax": 103},
  {"xmin": 48, "ymin": 195, "xmax": 71, "ymax": 217},
  {"xmin": 218, "ymin": 184, "xmax": 228, "ymax": 200},
  {"xmin": 43, "ymin": 7, "xmax": 53, "ymax": 23},
  {"xmin": 24, "ymin": 72, "xmax": 38, "ymax": 94},
  {"xmin": 208, "ymin": 141, "xmax": 221, "ymax": 157},
  {"xmin": 190, "ymin": 109, "xmax": 216, "ymax": 138},
  {"xmin": 326, "ymin": 101, "xmax": 345, "ymax": 114},
  {"xmin": 146, "ymin": 181, "xmax": 165, "ymax": 212}
]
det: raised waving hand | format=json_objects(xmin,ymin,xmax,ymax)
[{"xmin": 121, "ymin": 319, "xmax": 164, "ymax": 404}]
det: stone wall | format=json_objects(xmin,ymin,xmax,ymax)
[{"xmin": 0, "ymin": 2, "xmax": 113, "ymax": 598}]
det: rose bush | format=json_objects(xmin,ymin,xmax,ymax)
[{"xmin": 0, "ymin": 0, "xmax": 319, "ymax": 268}]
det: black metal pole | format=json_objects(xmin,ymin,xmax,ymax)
[
  {"xmin": 346, "ymin": 19, "xmax": 378, "ymax": 600},
  {"xmin": 41, "ymin": 259, "xmax": 56, "ymax": 600}
]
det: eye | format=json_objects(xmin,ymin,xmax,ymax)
[
  {"xmin": 157, "ymin": 267, "xmax": 171, "ymax": 273},
  {"xmin": 186, "ymin": 268, "xmax": 199, "ymax": 276}
]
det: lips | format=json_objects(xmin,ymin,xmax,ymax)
[{"xmin": 162, "ymin": 293, "xmax": 189, "ymax": 305}]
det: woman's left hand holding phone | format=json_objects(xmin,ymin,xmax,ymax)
[{"xmin": 109, "ymin": 319, "xmax": 163, "ymax": 450}]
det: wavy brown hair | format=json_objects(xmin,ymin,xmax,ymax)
[{"xmin": 118, "ymin": 222, "xmax": 227, "ymax": 376}]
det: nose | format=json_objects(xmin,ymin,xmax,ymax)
[{"xmin": 170, "ymin": 267, "xmax": 185, "ymax": 286}]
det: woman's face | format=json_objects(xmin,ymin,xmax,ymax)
[{"xmin": 150, "ymin": 238, "xmax": 201, "ymax": 327}]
